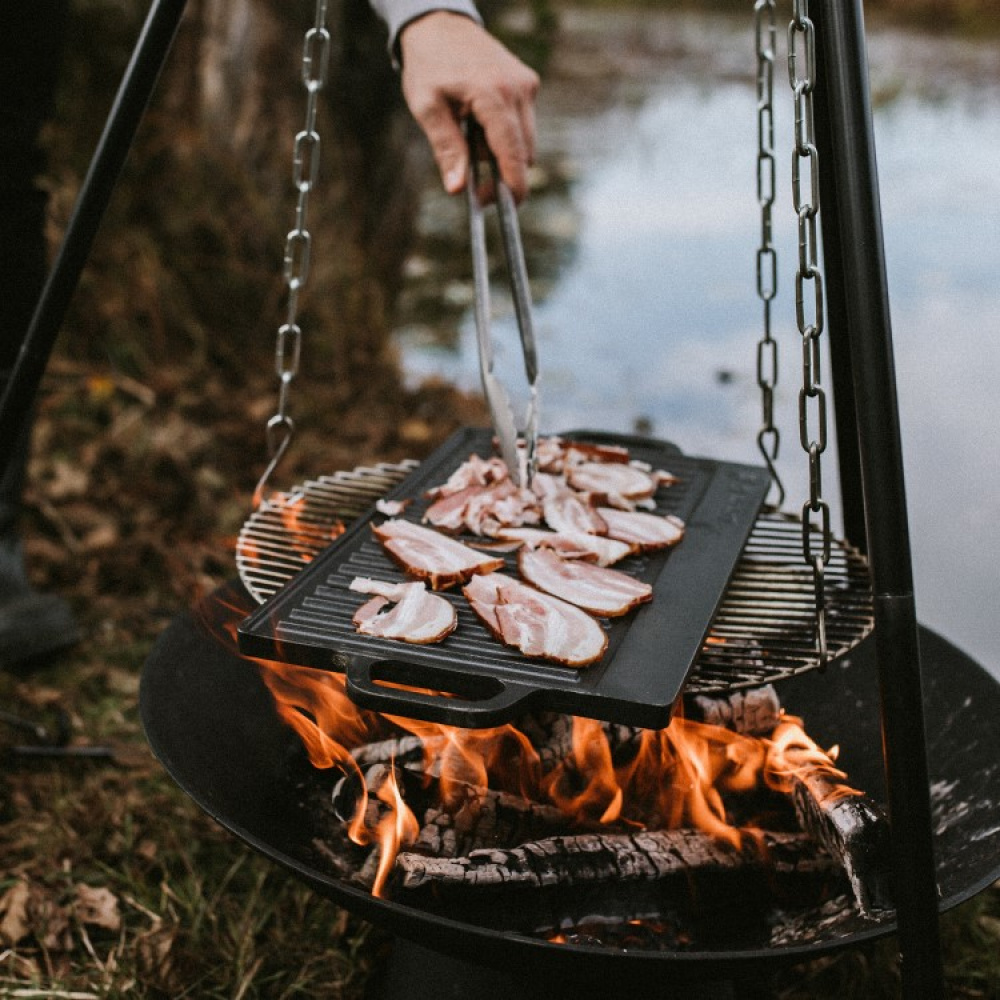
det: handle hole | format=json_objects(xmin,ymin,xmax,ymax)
[{"xmin": 367, "ymin": 660, "xmax": 506, "ymax": 703}]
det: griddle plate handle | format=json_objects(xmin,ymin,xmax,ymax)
[{"xmin": 345, "ymin": 658, "xmax": 536, "ymax": 728}]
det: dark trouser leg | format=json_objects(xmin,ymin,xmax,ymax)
[{"xmin": 0, "ymin": 0, "xmax": 79, "ymax": 667}]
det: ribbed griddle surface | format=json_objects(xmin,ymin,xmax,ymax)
[{"xmin": 238, "ymin": 428, "xmax": 771, "ymax": 728}]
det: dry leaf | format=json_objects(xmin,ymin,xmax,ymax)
[
  {"xmin": 136, "ymin": 923, "xmax": 178, "ymax": 985},
  {"xmin": 74, "ymin": 883, "xmax": 122, "ymax": 932},
  {"xmin": 977, "ymin": 914, "xmax": 1000, "ymax": 940},
  {"xmin": 32, "ymin": 891, "xmax": 72, "ymax": 951},
  {"xmin": 0, "ymin": 880, "xmax": 32, "ymax": 945}
]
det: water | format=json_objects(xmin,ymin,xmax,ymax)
[{"xmin": 394, "ymin": 11, "xmax": 1000, "ymax": 678}]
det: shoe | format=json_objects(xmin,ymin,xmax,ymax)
[{"xmin": 0, "ymin": 589, "xmax": 80, "ymax": 669}]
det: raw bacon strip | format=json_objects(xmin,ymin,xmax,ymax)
[
  {"xmin": 373, "ymin": 520, "xmax": 504, "ymax": 590},
  {"xmin": 566, "ymin": 461, "xmax": 657, "ymax": 505},
  {"xmin": 424, "ymin": 481, "xmax": 541, "ymax": 537},
  {"xmin": 350, "ymin": 577, "xmax": 457, "ymax": 644},
  {"xmin": 517, "ymin": 548, "xmax": 653, "ymax": 618},
  {"xmin": 495, "ymin": 527, "xmax": 635, "ymax": 567},
  {"xmin": 597, "ymin": 508, "xmax": 686, "ymax": 551},
  {"xmin": 423, "ymin": 484, "xmax": 488, "ymax": 532},
  {"xmin": 533, "ymin": 473, "xmax": 608, "ymax": 536},
  {"xmin": 375, "ymin": 498, "xmax": 412, "ymax": 516},
  {"xmin": 463, "ymin": 573, "xmax": 608, "ymax": 668},
  {"xmin": 563, "ymin": 441, "xmax": 631, "ymax": 466},
  {"xmin": 425, "ymin": 454, "xmax": 509, "ymax": 499}
]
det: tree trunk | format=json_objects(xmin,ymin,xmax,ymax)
[{"xmin": 162, "ymin": 0, "xmax": 423, "ymax": 394}]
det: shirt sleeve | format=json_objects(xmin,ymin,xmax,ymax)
[{"xmin": 368, "ymin": 0, "xmax": 483, "ymax": 68}]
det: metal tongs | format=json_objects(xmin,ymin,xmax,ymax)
[{"xmin": 465, "ymin": 117, "xmax": 540, "ymax": 487}]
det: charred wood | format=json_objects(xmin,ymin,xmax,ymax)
[
  {"xmin": 518, "ymin": 712, "xmax": 645, "ymax": 773},
  {"xmin": 333, "ymin": 757, "xmax": 575, "ymax": 861},
  {"xmin": 687, "ymin": 684, "xmax": 782, "ymax": 736},
  {"xmin": 416, "ymin": 792, "xmax": 572, "ymax": 859},
  {"xmin": 784, "ymin": 752, "xmax": 893, "ymax": 916},
  {"xmin": 393, "ymin": 828, "xmax": 839, "ymax": 891},
  {"xmin": 349, "ymin": 733, "xmax": 437, "ymax": 769}
]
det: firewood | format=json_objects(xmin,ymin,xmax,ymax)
[
  {"xmin": 333, "ymin": 757, "xmax": 576, "ymax": 860},
  {"xmin": 416, "ymin": 791, "xmax": 572, "ymax": 859},
  {"xmin": 349, "ymin": 733, "xmax": 439, "ymax": 769},
  {"xmin": 688, "ymin": 684, "xmax": 782, "ymax": 736},
  {"xmin": 518, "ymin": 712, "xmax": 645, "ymax": 773},
  {"xmin": 393, "ymin": 828, "xmax": 839, "ymax": 891},
  {"xmin": 784, "ymin": 757, "xmax": 893, "ymax": 916}
]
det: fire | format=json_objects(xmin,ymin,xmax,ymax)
[
  {"xmin": 371, "ymin": 765, "xmax": 419, "ymax": 897},
  {"xmin": 764, "ymin": 716, "xmax": 863, "ymax": 807},
  {"xmin": 199, "ymin": 591, "xmax": 859, "ymax": 900}
]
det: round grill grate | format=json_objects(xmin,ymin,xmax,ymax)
[{"xmin": 236, "ymin": 462, "xmax": 874, "ymax": 694}]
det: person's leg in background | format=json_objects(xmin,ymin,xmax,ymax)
[{"xmin": 0, "ymin": 0, "xmax": 80, "ymax": 668}]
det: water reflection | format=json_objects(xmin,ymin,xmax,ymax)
[{"xmin": 393, "ymin": 10, "xmax": 999, "ymax": 677}]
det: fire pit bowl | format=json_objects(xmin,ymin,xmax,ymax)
[{"xmin": 140, "ymin": 580, "xmax": 1000, "ymax": 993}]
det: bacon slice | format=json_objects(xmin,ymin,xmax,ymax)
[
  {"xmin": 350, "ymin": 577, "xmax": 457, "ymax": 644},
  {"xmin": 423, "ymin": 484, "xmax": 487, "ymax": 532},
  {"xmin": 372, "ymin": 519, "xmax": 504, "ymax": 590},
  {"xmin": 517, "ymin": 548, "xmax": 653, "ymax": 618},
  {"xmin": 425, "ymin": 454, "xmax": 509, "ymax": 499},
  {"xmin": 565, "ymin": 461, "xmax": 657, "ymax": 505},
  {"xmin": 533, "ymin": 473, "xmax": 608, "ymax": 536},
  {"xmin": 597, "ymin": 508, "xmax": 686, "ymax": 550},
  {"xmin": 463, "ymin": 572, "xmax": 608, "ymax": 667},
  {"xmin": 424, "ymin": 481, "xmax": 541, "ymax": 536},
  {"xmin": 495, "ymin": 527, "xmax": 635, "ymax": 567}
]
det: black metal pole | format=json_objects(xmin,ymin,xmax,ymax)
[
  {"xmin": 810, "ymin": 31, "xmax": 866, "ymax": 553},
  {"xmin": 0, "ymin": 0, "xmax": 189, "ymax": 472},
  {"xmin": 815, "ymin": 2, "xmax": 944, "ymax": 997}
]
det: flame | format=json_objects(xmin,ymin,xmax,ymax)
[
  {"xmin": 242, "ymin": 489, "xmax": 345, "ymax": 565},
  {"xmin": 763, "ymin": 716, "xmax": 863, "ymax": 807},
  {"xmin": 200, "ymin": 591, "xmax": 864, "ymax": 899},
  {"xmin": 371, "ymin": 764, "xmax": 419, "ymax": 898}
]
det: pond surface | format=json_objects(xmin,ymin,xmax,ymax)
[{"xmin": 393, "ymin": 9, "xmax": 1000, "ymax": 679}]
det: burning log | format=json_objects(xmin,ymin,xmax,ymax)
[
  {"xmin": 349, "ymin": 733, "xmax": 434, "ymax": 769},
  {"xmin": 416, "ymin": 792, "xmax": 572, "ymax": 859},
  {"xmin": 333, "ymin": 758, "xmax": 576, "ymax": 864},
  {"xmin": 688, "ymin": 684, "xmax": 782, "ymax": 736},
  {"xmin": 767, "ymin": 721, "xmax": 893, "ymax": 917},
  {"xmin": 393, "ymin": 828, "xmax": 839, "ymax": 891},
  {"xmin": 518, "ymin": 712, "xmax": 644, "ymax": 774}
]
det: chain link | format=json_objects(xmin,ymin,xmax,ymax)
[
  {"xmin": 788, "ymin": 0, "xmax": 831, "ymax": 665},
  {"xmin": 254, "ymin": 0, "xmax": 331, "ymax": 506},
  {"xmin": 753, "ymin": 0, "xmax": 785, "ymax": 507}
]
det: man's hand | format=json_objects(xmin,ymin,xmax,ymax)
[{"xmin": 399, "ymin": 12, "xmax": 540, "ymax": 202}]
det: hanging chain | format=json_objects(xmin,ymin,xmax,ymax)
[
  {"xmin": 788, "ymin": 0, "xmax": 831, "ymax": 666},
  {"xmin": 753, "ymin": 0, "xmax": 784, "ymax": 508},
  {"xmin": 254, "ymin": 0, "xmax": 331, "ymax": 507}
]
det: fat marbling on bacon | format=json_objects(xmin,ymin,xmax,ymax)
[
  {"xmin": 349, "ymin": 577, "xmax": 457, "ymax": 644},
  {"xmin": 564, "ymin": 461, "xmax": 658, "ymax": 505},
  {"xmin": 423, "ymin": 479, "xmax": 540, "ymax": 537},
  {"xmin": 597, "ymin": 507, "xmax": 686, "ymax": 550},
  {"xmin": 372, "ymin": 519, "xmax": 504, "ymax": 590},
  {"xmin": 532, "ymin": 472, "xmax": 609, "ymax": 536},
  {"xmin": 517, "ymin": 548, "xmax": 653, "ymax": 618},
  {"xmin": 463, "ymin": 572, "xmax": 608, "ymax": 667},
  {"xmin": 494, "ymin": 526, "xmax": 635, "ymax": 567}
]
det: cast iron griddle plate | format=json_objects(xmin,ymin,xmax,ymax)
[{"xmin": 238, "ymin": 428, "xmax": 771, "ymax": 729}]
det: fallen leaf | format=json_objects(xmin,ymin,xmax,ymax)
[
  {"xmin": 74, "ymin": 884, "xmax": 122, "ymax": 932},
  {"xmin": 0, "ymin": 880, "xmax": 32, "ymax": 945},
  {"xmin": 977, "ymin": 914, "xmax": 1000, "ymax": 940},
  {"xmin": 32, "ymin": 890, "xmax": 72, "ymax": 951}
]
